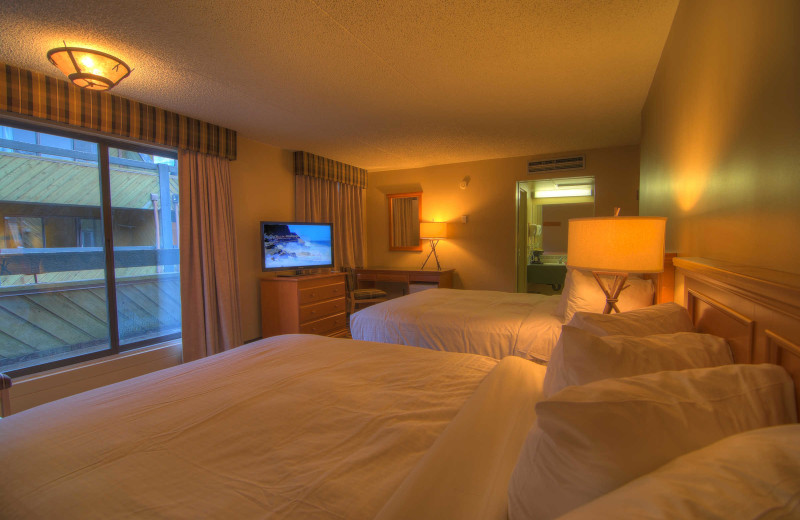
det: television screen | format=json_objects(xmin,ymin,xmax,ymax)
[{"xmin": 261, "ymin": 222, "xmax": 334, "ymax": 271}]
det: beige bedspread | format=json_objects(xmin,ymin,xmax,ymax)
[
  {"xmin": 350, "ymin": 288, "xmax": 563, "ymax": 362},
  {"xmin": 0, "ymin": 334, "xmax": 544, "ymax": 519}
]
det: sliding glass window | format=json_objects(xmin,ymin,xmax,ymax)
[{"xmin": 0, "ymin": 121, "xmax": 181, "ymax": 376}]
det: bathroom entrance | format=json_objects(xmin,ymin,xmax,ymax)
[{"xmin": 515, "ymin": 177, "xmax": 595, "ymax": 293}]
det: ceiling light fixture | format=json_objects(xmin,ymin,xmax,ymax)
[{"xmin": 47, "ymin": 43, "xmax": 131, "ymax": 91}]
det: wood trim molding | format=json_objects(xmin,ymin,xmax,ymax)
[
  {"xmin": 687, "ymin": 288, "xmax": 755, "ymax": 363},
  {"xmin": 766, "ymin": 330, "xmax": 800, "ymax": 365},
  {"xmin": 766, "ymin": 330, "xmax": 800, "ymax": 419},
  {"xmin": 674, "ymin": 257, "xmax": 800, "ymax": 316}
]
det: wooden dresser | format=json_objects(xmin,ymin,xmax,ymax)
[{"xmin": 260, "ymin": 273, "xmax": 347, "ymax": 338}]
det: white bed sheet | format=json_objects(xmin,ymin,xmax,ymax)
[
  {"xmin": 0, "ymin": 334, "xmax": 546, "ymax": 520},
  {"xmin": 350, "ymin": 288, "xmax": 564, "ymax": 362}
]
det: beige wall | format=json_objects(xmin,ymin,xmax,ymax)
[
  {"xmin": 366, "ymin": 145, "xmax": 640, "ymax": 292},
  {"xmin": 230, "ymin": 137, "xmax": 296, "ymax": 341},
  {"xmin": 640, "ymin": 0, "xmax": 800, "ymax": 275},
  {"xmin": 541, "ymin": 202, "xmax": 594, "ymax": 253}
]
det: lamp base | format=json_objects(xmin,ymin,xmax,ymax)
[
  {"xmin": 421, "ymin": 239, "xmax": 442, "ymax": 270},
  {"xmin": 591, "ymin": 272, "xmax": 629, "ymax": 314}
]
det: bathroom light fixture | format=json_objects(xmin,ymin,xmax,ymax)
[
  {"xmin": 534, "ymin": 187, "xmax": 593, "ymax": 198},
  {"xmin": 47, "ymin": 43, "xmax": 131, "ymax": 91},
  {"xmin": 567, "ymin": 209, "xmax": 666, "ymax": 313}
]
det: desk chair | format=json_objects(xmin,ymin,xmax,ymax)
[{"xmin": 343, "ymin": 267, "xmax": 388, "ymax": 314}]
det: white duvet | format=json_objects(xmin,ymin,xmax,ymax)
[
  {"xmin": 351, "ymin": 288, "xmax": 564, "ymax": 362},
  {"xmin": 0, "ymin": 334, "xmax": 546, "ymax": 520}
]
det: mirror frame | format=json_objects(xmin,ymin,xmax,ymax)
[{"xmin": 387, "ymin": 192, "xmax": 423, "ymax": 251}]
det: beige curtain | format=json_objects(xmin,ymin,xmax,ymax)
[
  {"xmin": 295, "ymin": 175, "xmax": 365, "ymax": 268},
  {"xmin": 179, "ymin": 149, "xmax": 243, "ymax": 362}
]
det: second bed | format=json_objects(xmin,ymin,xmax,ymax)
[{"xmin": 350, "ymin": 288, "xmax": 563, "ymax": 363}]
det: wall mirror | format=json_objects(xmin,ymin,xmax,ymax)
[{"xmin": 387, "ymin": 192, "xmax": 422, "ymax": 251}]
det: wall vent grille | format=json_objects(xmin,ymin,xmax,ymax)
[{"xmin": 527, "ymin": 155, "xmax": 585, "ymax": 174}]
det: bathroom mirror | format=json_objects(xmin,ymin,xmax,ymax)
[{"xmin": 387, "ymin": 192, "xmax": 422, "ymax": 251}]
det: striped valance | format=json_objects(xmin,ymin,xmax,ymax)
[
  {"xmin": 294, "ymin": 151, "xmax": 367, "ymax": 189},
  {"xmin": 1, "ymin": 63, "xmax": 236, "ymax": 161}
]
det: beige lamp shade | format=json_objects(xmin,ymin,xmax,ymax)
[
  {"xmin": 420, "ymin": 222, "xmax": 447, "ymax": 240},
  {"xmin": 47, "ymin": 47, "xmax": 131, "ymax": 91},
  {"xmin": 567, "ymin": 216, "xmax": 667, "ymax": 273}
]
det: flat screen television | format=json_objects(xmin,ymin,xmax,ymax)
[{"xmin": 261, "ymin": 221, "xmax": 334, "ymax": 272}]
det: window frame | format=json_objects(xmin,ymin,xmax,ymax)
[{"xmin": 0, "ymin": 116, "xmax": 180, "ymax": 377}]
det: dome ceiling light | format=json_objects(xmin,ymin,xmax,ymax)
[{"xmin": 47, "ymin": 42, "xmax": 131, "ymax": 91}]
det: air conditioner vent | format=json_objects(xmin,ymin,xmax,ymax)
[{"xmin": 527, "ymin": 155, "xmax": 585, "ymax": 174}]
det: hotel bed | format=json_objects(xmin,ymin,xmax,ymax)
[
  {"xmin": 0, "ymin": 335, "xmax": 545, "ymax": 520},
  {"xmin": 350, "ymin": 288, "xmax": 563, "ymax": 362},
  {"xmin": 351, "ymin": 267, "xmax": 661, "ymax": 363},
  {"xmin": 1, "ymin": 257, "xmax": 799, "ymax": 519}
]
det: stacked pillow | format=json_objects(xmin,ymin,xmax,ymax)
[
  {"xmin": 542, "ymin": 325, "xmax": 733, "ymax": 397},
  {"xmin": 566, "ymin": 301, "xmax": 695, "ymax": 337},
  {"xmin": 556, "ymin": 268, "xmax": 655, "ymax": 323},
  {"xmin": 508, "ymin": 302, "xmax": 799, "ymax": 520},
  {"xmin": 558, "ymin": 424, "xmax": 800, "ymax": 519}
]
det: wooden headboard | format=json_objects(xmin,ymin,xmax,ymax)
[
  {"xmin": 674, "ymin": 257, "xmax": 800, "ymax": 417},
  {"xmin": 645, "ymin": 252, "xmax": 677, "ymax": 304}
]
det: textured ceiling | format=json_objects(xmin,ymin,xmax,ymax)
[{"xmin": 0, "ymin": 0, "xmax": 678, "ymax": 171}]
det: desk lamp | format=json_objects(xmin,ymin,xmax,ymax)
[
  {"xmin": 567, "ymin": 211, "xmax": 666, "ymax": 313},
  {"xmin": 420, "ymin": 222, "xmax": 447, "ymax": 270}
]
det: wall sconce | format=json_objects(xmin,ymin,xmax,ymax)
[{"xmin": 47, "ymin": 44, "xmax": 131, "ymax": 91}]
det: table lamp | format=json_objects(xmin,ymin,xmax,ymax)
[
  {"xmin": 420, "ymin": 222, "xmax": 447, "ymax": 270},
  {"xmin": 567, "ymin": 212, "xmax": 666, "ymax": 313}
]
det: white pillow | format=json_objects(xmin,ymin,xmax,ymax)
[
  {"xmin": 559, "ymin": 424, "xmax": 800, "ymax": 520},
  {"xmin": 543, "ymin": 326, "xmax": 733, "ymax": 397},
  {"xmin": 508, "ymin": 364, "xmax": 797, "ymax": 520},
  {"xmin": 557, "ymin": 268, "xmax": 654, "ymax": 323},
  {"xmin": 567, "ymin": 301, "xmax": 695, "ymax": 337}
]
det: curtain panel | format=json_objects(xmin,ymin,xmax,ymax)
[
  {"xmin": 294, "ymin": 151, "xmax": 367, "ymax": 189},
  {"xmin": 179, "ymin": 150, "xmax": 243, "ymax": 362},
  {"xmin": 296, "ymin": 175, "xmax": 366, "ymax": 269},
  {"xmin": 1, "ymin": 63, "xmax": 236, "ymax": 160}
]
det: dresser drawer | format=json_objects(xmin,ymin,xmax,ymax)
[
  {"xmin": 299, "ymin": 312, "xmax": 347, "ymax": 335},
  {"xmin": 299, "ymin": 282, "xmax": 345, "ymax": 305},
  {"xmin": 299, "ymin": 297, "xmax": 345, "ymax": 324}
]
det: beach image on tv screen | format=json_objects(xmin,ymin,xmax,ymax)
[{"xmin": 263, "ymin": 224, "xmax": 332, "ymax": 268}]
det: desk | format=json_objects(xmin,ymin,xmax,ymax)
[{"xmin": 354, "ymin": 268, "xmax": 454, "ymax": 295}]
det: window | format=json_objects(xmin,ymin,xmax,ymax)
[{"xmin": 0, "ymin": 122, "xmax": 181, "ymax": 375}]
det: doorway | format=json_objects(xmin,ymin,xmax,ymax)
[{"xmin": 515, "ymin": 176, "xmax": 595, "ymax": 293}]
